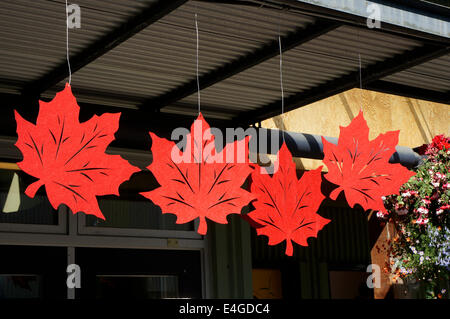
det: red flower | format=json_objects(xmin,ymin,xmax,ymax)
[
  {"xmin": 424, "ymin": 134, "xmax": 450, "ymax": 155},
  {"xmin": 432, "ymin": 134, "xmax": 450, "ymax": 149}
]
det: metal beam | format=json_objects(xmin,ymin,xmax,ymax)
[
  {"xmin": 139, "ymin": 20, "xmax": 341, "ymax": 112},
  {"xmin": 0, "ymin": 92, "xmax": 232, "ymax": 151},
  {"xmin": 236, "ymin": 44, "xmax": 450, "ymax": 125},
  {"xmin": 22, "ymin": 0, "xmax": 188, "ymax": 96},
  {"xmin": 264, "ymin": 0, "xmax": 450, "ymax": 44},
  {"xmin": 197, "ymin": 0, "xmax": 447, "ymax": 46}
]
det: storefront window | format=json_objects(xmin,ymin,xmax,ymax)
[
  {"xmin": 96, "ymin": 275, "xmax": 179, "ymax": 299},
  {"xmin": 86, "ymin": 197, "xmax": 194, "ymax": 231},
  {"xmin": 0, "ymin": 167, "xmax": 58, "ymax": 225},
  {"xmin": 0, "ymin": 275, "xmax": 41, "ymax": 299},
  {"xmin": 84, "ymin": 171, "xmax": 195, "ymax": 231}
]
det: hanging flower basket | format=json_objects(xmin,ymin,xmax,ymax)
[{"xmin": 376, "ymin": 134, "xmax": 450, "ymax": 299}]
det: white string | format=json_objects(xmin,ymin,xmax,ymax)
[
  {"xmin": 357, "ymin": 29, "xmax": 363, "ymax": 111},
  {"xmin": 65, "ymin": 0, "xmax": 72, "ymax": 85},
  {"xmin": 359, "ymin": 53, "xmax": 363, "ymax": 110},
  {"xmin": 358, "ymin": 53, "xmax": 362, "ymax": 90},
  {"xmin": 195, "ymin": 13, "xmax": 200, "ymax": 114},
  {"xmin": 278, "ymin": 35, "xmax": 285, "ymax": 145},
  {"xmin": 278, "ymin": 9, "xmax": 285, "ymax": 144},
  {"xmin": 279, "ymin": 35, "xmax": 284, "ymax": 116}
]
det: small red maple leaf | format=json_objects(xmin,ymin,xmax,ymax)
[
  {"xmin": 141, "ymin": 113, "xmax": 255, "ymax": 235},
  {"xmin": 246, "ymin": 143, "xmax": 330, "ymax": 256},
  {"xmin": 322, "ymin": 111, "xmax": 415, "ymax": 212},
  {"xmin": 14, "ymin": 83, "xmax": 140, "ymax": 219}
]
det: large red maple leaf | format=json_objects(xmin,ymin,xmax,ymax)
[
  {"xmin": 322, "ymin": 111, "xmax": 415, "ymax": 212},
  {"xmin": 141, "ymin": 113, "xmax": 255, "ymax": 235},
  {"xmin": 246, "ymin": 143, "xmax": 330, "ymax": 256},
  {"xmin": 14, "ymin": 83, "xmax": 140, "ymax": 219}
]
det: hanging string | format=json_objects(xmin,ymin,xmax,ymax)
[
  {"xmin": 195, "ymin": 13, "xmax": 200, "ymax": 114},
  {"xmin": 358, "ymin": 53, "xmax": 363, "ymax": 111},
  {"xmin": 357, "ymin": 30, "xmax": 363, "ymax": 111},
  {"xmin": 358, "ymin": 53, "xmax": 362, "ymax": 91},
  {"xmin": 65, "ymin": 0, "xmax": 72, "ymax": 85},
  {"xmin": 279, "ymin": 36, "xmax": 284, "ymax": 116},
  {"xmin": 278, "ymin": 12, "xmax": 285, "ymax": 144}
]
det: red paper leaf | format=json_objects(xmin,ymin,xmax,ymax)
[
  {"xmin": 246, "ymin": 143, "xmax": 330, "ymax": 256},
  {"xmin": 322, "ymin": 111, "xmax": 415, "ymax": 212},
  {"xmin": 141, "ymin": 113, "xmax": 255, "ymax": 235},
  {"xmin": 14, "ymin": 83, "xmax": 140, "ymax": 219}
]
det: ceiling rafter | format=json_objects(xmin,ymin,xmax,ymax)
[
  {"xmin": 236, "ymin": 44, "xmax": 450, "ymax": 125},
  {"xmin": 139, "ymin": 19, "xmax": 341, "ymax": 112},
  {"xmin": 366, "ymin": 80, "xmax": 449, "ymax": 105}
]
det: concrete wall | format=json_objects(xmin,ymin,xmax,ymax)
[{"xmin": 261, "ymin": 88, "xmax": 449, "ymax": 170}]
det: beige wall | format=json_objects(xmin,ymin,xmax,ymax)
[{"xmin": 261, "ymin": 88, "xmax": 450, "ymax": 170}]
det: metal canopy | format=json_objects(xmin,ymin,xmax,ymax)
[{"xmin": 0, "ymin": 0, "xmax": 449, "ymax": 128}]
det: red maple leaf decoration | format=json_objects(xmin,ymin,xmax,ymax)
[
  {"xmin": 322, "ymin": 111, "xmax": 416, "ymax": 212},
  {"xmin": 246, "ymin": 143, "xmax": 330, "ymax": 256},
  {"xmin": 14, "ymin": 83, "xmax": 140, "ymax": 219},
  {"xmin": 141, "ymin": 113, "xmax": 255, "ymax": 235}
]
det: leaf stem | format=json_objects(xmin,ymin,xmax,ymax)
[
  {"xmin": 25, "ymin": 180, "xmax": 44, "ymax": 198},
  {"xmin": 197, "ymin": 217, "xmax": 207, "ymax": 235},
  {"xmin": 285, "ymin": 239, "xmax": 293, "ymax": 256},
  {"xmin": 329, "ymin": 187, "xmax": 342, "ymax": 200}
]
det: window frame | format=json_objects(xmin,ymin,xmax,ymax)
[
  {"xmin": 0, "ymin": 136, "xmax": 210, "ymax": 298},
  {"xmin": 0, "ymin": 136, "xmax": 67, "ymax": 234}
]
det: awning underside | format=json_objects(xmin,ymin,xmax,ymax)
[{"xmin": 0, "ymin": 0, "xmax": 448, "ymax": 127}]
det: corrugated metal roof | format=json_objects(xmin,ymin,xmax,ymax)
[
  {"xmin": 177, "ymin": 24, "xmax": 423, "ymax": 114},
  {"xmin": 44, "ymin": 1, "xmax": 315, "ymax": 114},
  {"xmin": 382, "ymin": 54, "xmax": 450, "ymax": 92},
  {"xmin": 0, "ymin": 0, "xmax": 448, "ymax": 121},
  {"xmin": 0, "ymin": 0, "xmax": 158, "ymax": 93}
]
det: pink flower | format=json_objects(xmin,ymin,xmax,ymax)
[
  {"xmin": 436, "ymin": 172, "xmax": 445, "ymax": 180},
  {"xmin": 402, "ymin": 191, "xmax": 411, "ymax": 198},
  {"xmin": 417, "ymin": 207, "xmax": 429, "ymax": 215},
  {"xmin": 376, "ymin": 211, "xmax": 389, "ymax": 219},
  {"xmin": 416, "ymin": 218, "xmax": 429, "ymax": 225},
  {"xmin": 396, "ymin": 208, "xmax": 408, "ymax": 215}
]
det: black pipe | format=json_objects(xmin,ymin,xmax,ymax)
[{"xmin": 255, "ymin": 128, "xmax": 422, "ymax": 169}]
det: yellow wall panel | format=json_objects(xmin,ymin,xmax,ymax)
[{"xmin": 261, "ymin": 89, "xmax": 450, "ymax": 170}]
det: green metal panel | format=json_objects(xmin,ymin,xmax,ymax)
[
  {"xmin": 208, "ymin": 205, "xmax": 370, "ymax": 298},
  {"xmin": 250, "ymin": 205, "xmax": 371, "ymax": 299},
  {"xmin": 208, "ymin": 214, "xmax": 253, "ymax": 298},
  {"xmin": 252, "ymin": 205, "xmax": 371, "ymax": 265},
  {"xmin": 299, "ymin": 260, "xmax": 330, "ymax": 299}
]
